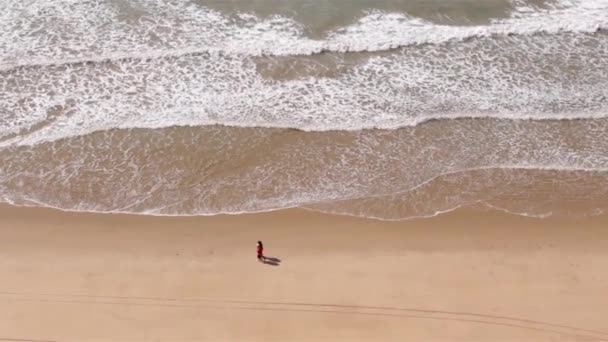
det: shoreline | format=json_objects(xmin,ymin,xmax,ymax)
[
  {"xmin": 1, "ymin": 204, "xmax": 607, "ymax": 341},
  {"xmin": 3, "ymin": 120, "xmax": 607, "ymax": 221}
]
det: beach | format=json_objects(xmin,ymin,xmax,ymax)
[
  {"xmin": 1, "ymin": 204, "xmax": 607, "ymax": 341},
  {"xmin": 2, "ymin": 0, "xmax": 608, "ymax": 340}
]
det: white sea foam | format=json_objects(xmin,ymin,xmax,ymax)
[
  {"xmin": 1, "ymin": 0, "xmax": 608, "ymax": 219},
  {"xmin": 0, "ymin": 0, "xmax": 607, "ymax": 147},
  {"xmin": 1, "ymin": 115, "xmax": 608, "ymax": 219},
  {"xmin": 1, "ymin": 29, "xmax": 607, "ymax": 146},
  {"xmin": 0, "ymin": 0, "xmax": 607, "ymax": 69}
]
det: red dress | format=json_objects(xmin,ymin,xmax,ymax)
[{"xmin": 257, "ymin": 246, "xmax": 264, "ymax": 259}]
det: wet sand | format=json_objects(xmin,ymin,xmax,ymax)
[
  {"xmin": 3, "ymin": 121, "xmax": 608, "ymax": 219},
  {"xmin": 0, "ymin": 204, "xmax": 607, "ymax": 341}
]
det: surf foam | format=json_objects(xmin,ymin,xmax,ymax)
[
  {"xmin": 0, "ymin": 0, "xmax": 607, "ymax": 69},
  {"xmin": 1, "ymin": 30, "xmax": 607, "ymax": 146}
]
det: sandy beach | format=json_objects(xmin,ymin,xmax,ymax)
[
  {"xmin": 2, "ymin": 0, "xmax": 608, "ymax": 341},
  {"xmin": 0, "ymin": 204, "xmax": 607, "ymax": 341}
]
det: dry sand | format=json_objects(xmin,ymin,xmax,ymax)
[{"xmin": 0, "ymin": 204, "xmax": 607, "ymax": 341}]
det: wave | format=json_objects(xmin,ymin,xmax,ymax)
[
  {"xmin": 2, "ymin": 29, "xmax": 608, "ymax": 146},
  {"xmin": 1, "ymin": 0, "xmax": 607, "ymax": 147},
  {"xmin": 300, "ymin": 166, "xmax": 608, "ymax": 221},
  {"xmin": 9, "ymin": 112, "xmax": 608, "ymax": 148},
  {"xmin": 0, "ymin": 0, "xmax": 607, "ymax": 69},
  {"xmin": 1, "ymin": 165, "xmax": 607, "ymax": 220},
  {"xmin": 1, "ymin": 119, "xmax": 607, "ymax": 220},
  {"xmin": 1, "ymin": 1, "xmax": 608, "ymax": 221}
]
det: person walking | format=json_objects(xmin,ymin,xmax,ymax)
[{"xmin": 257, "ymin": 241, "xmax": 265, "ymax": 262}]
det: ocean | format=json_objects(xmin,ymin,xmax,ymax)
[{"xmin": 1, "ymin": 0, "xmax": 607, "ymax": 219}]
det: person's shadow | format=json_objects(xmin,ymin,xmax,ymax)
[{"xmin": 262, "ymin": 257, "xmax": 282, "ymax": 266}]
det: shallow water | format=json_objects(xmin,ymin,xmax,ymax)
[{"xmin": 0, "ymin": 0, "xmax": 607, "ymax": 219}]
